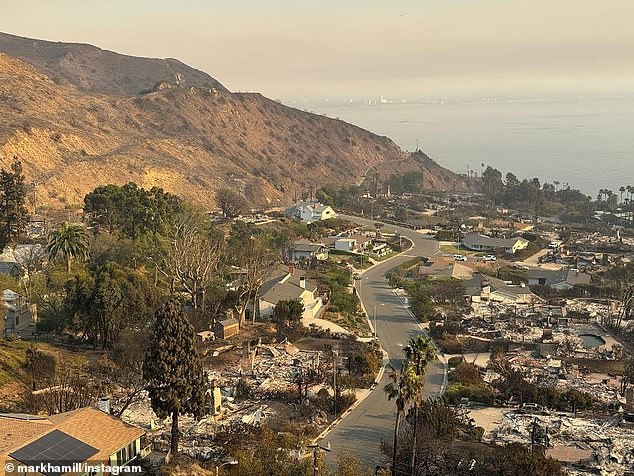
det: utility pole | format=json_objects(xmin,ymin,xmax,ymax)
[
  {"xmin": 31, "ymin": 181, "xmax": 39, "ymax": 216},
  {"xmin": 332, "ymin": 350, "xmax": 338, "ymax": 416},
  {"xmin": 308, "ymin": 443, "xmax": 331, "ymax": 476},
  {"xmin": 457, "ymin": 225, "xmax": 461, "ymax": 253},
  {"xmin": 373, "ymin": 304, "xmax": 377, "ymax": 337}
]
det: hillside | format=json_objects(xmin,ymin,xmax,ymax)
[
  {"xmin": 0, "ymin": 36, "xmax": 472, "ymax": 210},
  {"xmin": 0, "ymin": 31, "xmax": 227, "ymax": 96}
]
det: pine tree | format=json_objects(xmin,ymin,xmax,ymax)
[
  {"xmin": 143, "ymin": 300, "xmax": 206, "ymax": 455},
  {"xmin": 0, "ymin": 158, "xmax": 28, "ymax": 247}
]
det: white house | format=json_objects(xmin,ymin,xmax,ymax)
[
  {"xmin": 462, "ymin": 232, "xmax": 529, "ymax": 254},
  {"xmin": 2, "ymin": 289, "xmax": 37, "ymax": 337},
  {"xmin": 0, "ymin": 244, "xmax": 45, "ymax": 278},
  {"xmin": 284, "ymin": 200, "xmax": 337, "ymax": 223},
  {"xmin": 370, "ymin": 241, "xmax": 392, "ymax": 257},
  {"xmin": 289, "ymin": 241, "xmax": 329, "ymax": 263},
  {"xmin": 334, "ymin": 238, "xmax": 357, "ymax": 252},
  {"xmin": 256, "ymin": 270, "xmax": 323, "ymax": 320}
]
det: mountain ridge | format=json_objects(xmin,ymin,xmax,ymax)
[
  {"xmin": 0, "ymin": 31, "xmax": 227, "ymax": 96},
  {"xmin": 0, "ymin": 34, "xmax": 472, "ymax": 210}
]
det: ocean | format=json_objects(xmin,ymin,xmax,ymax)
[{"xmin": 304, "ymin": 96, "xmax": 634, "ymax": 197}]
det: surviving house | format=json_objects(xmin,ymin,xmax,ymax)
[
  {"xmin": 333, "ymin": 238, "xmax": 358, "ymax": 252},
  {"xmin": 0, "ymin": 247, "xmax": 20, "ymax": 277},
  {"xmin": 368, "ymin": 240, "xmax": 392, "ymax": 257},
  {"xmin": 288, "ymin": 241, "xmax": 329, "ymax": 263},
  {"xmin": 463, "ymin": 273, "xmax": 541, "ymax": 304},
  {"xmin": 284, "ymin": 200, "xmax": 337, "ymax": 223},
  {"xmin": 462, "ymin": 232, "xmax": 529, "ymax": 254},
  {"xmin": 256, "ymin": 269, "xmax": 323, "ymax": 320},
  {"xmin": 323, "ymin": 234, "xmax": 373, "ymax": 252},
  {"xmin": 0, "ymin": 407, "xmax": 145, "ymax": 475},
  {"xmin": 0, "ymin": 244, "xmax": 45, "ymax": 278},
  {"xmin": 418, "ymin": 257, "xmax": 474, "ymax": 280},
  {"xmin": 2, "ymin": 289, "xmax": 37, "ymax": 337},
  {"xmin": 528, "ymin": 267, "xmax": 591, "ymax": 291}
]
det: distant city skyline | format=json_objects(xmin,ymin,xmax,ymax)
[{"xmin": 1, "ymin": 0, "xmax": 633, "ymax": 99}]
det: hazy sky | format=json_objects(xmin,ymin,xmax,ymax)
[{"xmin": 2, "ymin": 0, "xmax": 633, "ymax": 99}]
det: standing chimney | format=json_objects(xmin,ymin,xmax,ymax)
[
  {"xmin": 98, "ymin": 397, "xmax": 111, "ymax": 414},
  {"xmin": 299, "ymin": 276, "xmax": 306, "ymax": 289}
]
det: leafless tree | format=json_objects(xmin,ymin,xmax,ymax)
[
  {"xmin": 216, "ymin": 187, "xmax": 248, "ymax": 218},
  {"xmin": 616, "ymin": 286, "xmax": 634, "ymax": 330},
  {"xmin": 87, "ymin": 330, "xmax": 149, "ymax": 417},
  {"xmin": 161, "ymin": 212, "xmax": 226, "ymax": 309},
  {"xmin": 233, "ymin": 236, "xmax": 279, "ymax": 326},
  {"xmin": 620, "ymin": 358, "xmax": 634, "ymax": 396},
  {"xmin": 15, "ymin": 244, "xmax": 47, "ymax": 301},
  {"xmin": 24, "ymin": 357, "xmax": 99, "ymax": 414}
]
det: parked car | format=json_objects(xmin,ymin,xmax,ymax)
[
  {"xmin": 453, "ymin": 254, "xmax": 468, "ymax": 261},
  {"xmin": 482, "ymin": 255, "xmax": 497, "ymax": 261},
  {"xmin": 518, "ymin": 403, "xmax": 548, "ymax": 414},
  {"xmin": 510, "ymin": 263, "xmax": 530, "ymax": 270}
]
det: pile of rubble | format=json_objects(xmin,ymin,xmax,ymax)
[
  {"xmin": 488, "ymin": 411, "xmax": 634, "ymax": 475},
  {"xmin": 118, "ymin": 341, "xmax": 330, "ymax": 460},
  {"xmin": 208, "ymin": 341, "xmax": 326, "ymax": 396}
]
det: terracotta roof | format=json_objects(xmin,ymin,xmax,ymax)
[
  {"xmin": 50, "ymin": 407, "xmax": 143, "ymax": 460},
  {"xmin": 0, "ymin": 417, "xmax": 52, "ymax": 453},
  {"xmin": 0, "ymin": 407, "xmax": 144, "ymax": 466}
]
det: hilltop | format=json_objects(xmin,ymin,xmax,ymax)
[
  {"xmin": 0, "ymin": 31, "xmax": 227, "ymax": 96},
  {"xmin": 0, "ymin": 34, "xmax": 472, "ymax": 209}
]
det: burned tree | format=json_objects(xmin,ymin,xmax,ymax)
[
  {"xmin": 216, "ymin": 187, "xmax": 248, "ymax": 218},
  {"xmin": 161, "ymin": 210, "xmax": 226, "ymax": 309},
  {"xmin": 230, "ymin": 230, "xmax": 278, "ymax": 326}
]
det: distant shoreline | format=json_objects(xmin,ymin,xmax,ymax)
[{"xmin": 301, "ymin": 96, "xmax": 634, "ymax": 198}]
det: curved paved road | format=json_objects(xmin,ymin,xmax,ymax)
[{"xmin": 324, "ymin": 216, "xmax": 446, "ymax": 468}]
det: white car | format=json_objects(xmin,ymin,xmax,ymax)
[
  {"xmin": 511, "ymin": 263, "xmax": 529, "ymax": 270},
  {"xmin": 453, "ymin": 254, "xmax": 468, "ymax": 261},
  {"xmin": 482, "ymin": 255, "xmax": 497, "ymax": 261}
]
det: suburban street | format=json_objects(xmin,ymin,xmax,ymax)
[{"xmin": 324, "ymin": 216, "xmax": 446, "ymax": 468}]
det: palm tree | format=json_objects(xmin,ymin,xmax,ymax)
[
  {"xmin": 403, "ymin": 335, "xmax": 437, "ymax": 475},
  {"xmin": 46, "ymin": 222, "xmax": 90, "ymax": 273},
  {"xmin": 628, "ymin": 186, "xmax": 634, "ymax": 224},
  {"xmin": 384, "ymin": 362, "xmax": 423, "ymax": 476}
]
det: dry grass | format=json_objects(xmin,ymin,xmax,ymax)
[
  {"xmin": 0, "ymin": 52, "xmax": 471, "ymax": 210},
  {"xmin": 0, "ymin": 339, "xmax": 92, "ymax": 411}
]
